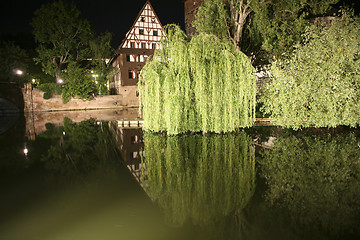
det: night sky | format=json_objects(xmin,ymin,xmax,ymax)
[
  {"xmin": 0, "ymin": 0, "xmax": 359, "ymax": 48},
  {"xmin": 0, "ymin": 0, "xmax": 184, "ymax": 47}
]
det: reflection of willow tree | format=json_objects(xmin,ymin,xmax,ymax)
[
  {"xmin": 40, "ymin": 119, "xmax": 119, "ymax": 181},
  {"xmin": 142, "ymin": 132, "xmax": 255, "ymax": 229},
  {"xmin": 260, "ymin": 132, "xmax": 360, "ymax": 236}
]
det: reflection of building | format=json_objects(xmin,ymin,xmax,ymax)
[
  {"xmin": 184, "ymin": 0, "xmax": 203, "ymax": 36},
  {"xmin": 111, "ymin": 122, "xmax": 145, "ymax": 184},
  {"xmin": 110, "ymin": 1, "xmax": 165, "ymax": 106}
]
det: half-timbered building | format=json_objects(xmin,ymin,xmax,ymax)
[{"xmin": 110, "ymin": 1, "xmax": 165, "ymax": 106}]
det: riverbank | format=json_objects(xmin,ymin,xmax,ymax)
[
  {"xmin": 22, "ymin": 83, "xmax": 139, "ymax": 112},
  {"xmin": 25, "ymin": 108, "xmax": 140, "ymax": 140}
]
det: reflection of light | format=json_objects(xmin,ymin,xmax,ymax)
[
  {"xmin": 16, "ymin": 69, "xmax": 23, "ymax": 75},
  {"xmin": 62, "ymin": 131, "xmax": 66, "ymax": 136},
  {"xmin": 32, "ymin": 79, "xmax": 36, "ymax": 83},
  {"xmin": 97, "ymin": 121, "xmax": 101, "ymax": 125},
  {"xmin": 23, "ymin": 147, "xmax": 28, "ymax": 155},
  {"xmin": 57, "ymin": 79, "xmax": 63, "ymax": 84}
]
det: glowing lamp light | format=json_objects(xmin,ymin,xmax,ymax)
[
  {"xmin": 57, "ymin": 79, "xmax": 64, "ymax": 84},
  {"xmin": 16, "ymin": 69, "xmax": 23, "ymax": 75},
  {"xmin": 32, "ymin": 79, "xmax": 36, "ymax": 83},
  {"xmin": 23, "ymin": 147, "xmax": 28, "ymax": 155}
]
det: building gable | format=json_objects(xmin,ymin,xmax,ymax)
[{"xmin": 120, "ymin": 1, "xmax": 165, "ymax": 50}]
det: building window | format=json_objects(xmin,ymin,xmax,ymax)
[
  {"xmin": 153, "ymin": 30, "xmax": 158, "ymax": 36},
  {"xmin": 152, "ymin": 43, "xmax": 156, "ymax": 49},
  {"xmin": 139, "ymin": 29, "xmax": 144, "ymax": 35},
  {"xmin": 126, "ymin": 54, "xmax": 130, "ymax": 62},
  {"xmin": 130, "ymin": 42, "xmax": 135, "ymax": 48},
  {"xmin": 128, "ymin": 70, "xmax": 135, "ymax": 79},
  {"xmin": 140, "ymin": 17, "xmax": 145, "ymax": 22},
  {"xmin": 141, "ymin": 42, "xmax": 146, "ymax": 49},
  {"xmin": 136, "ymin": 91, "xmax": 139, "ymax": 97}
]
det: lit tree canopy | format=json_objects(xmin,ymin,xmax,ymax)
[
  {"xmin": 193, "ymin": 0, "xmax": 255, "ymax": 52},
  {"xmin": 31, "ymin": 1, "xmax": 113, "ymax": 102},
  {"xmin": 260, "ymin": 12, "xmax": 360, "ymax": 129},
  {"xmin": 194, "ymin": 0, "xmax": 340, "ymax": 62},
  {"xmin": 31, "ymin": 0, "xmax": 94, "ymax": 81},
  {"xmin": 139, "ymin": 25, "xmax": 257, "ymax": 135},
  {"xmin": 252, "ymin": 0, "xmax": 339, "ymax": 60}
]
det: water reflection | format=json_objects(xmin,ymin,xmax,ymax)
[
  {"xmin": 141, "ymin": 132, "xmax": 256, "ymax": 229},
  {"xmin": 260, "ymin": 130, "xmax": 360, "ymax": 238},
  {"xmin": 2, "ymin": 114, "xmax": 360, "ymax": 240},
  {"xmin": 38, "ymin": 119, "xmax": 120, "ymax": 182},
  {"xmin": 111, "ymin": 124, "xmax": 144, "ymax": 184},
  {"xmin": 1, "ymin": 118, "xmax": 168, "ymax": 240}
]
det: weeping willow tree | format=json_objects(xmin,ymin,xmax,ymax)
[
  {"xmin": 260, "ymin": 131, "xmax": 360, "ymax": 236},
  {"xmin": 139, "ymin": 24, "xmax": 256, "ymax": 135},
  {"xmin": 141, "ymin": 132, "xmax": 255, "ymax": 228}
]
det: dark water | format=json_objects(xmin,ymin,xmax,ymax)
[{"xmin": 0, "ymin": 115, "xmax": 359, "ymax": 240}]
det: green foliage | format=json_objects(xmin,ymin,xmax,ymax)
[
  {"xmin": 31, "ymin": 0, "xmax": 94, "ymax": 78},
  {"xmin": 260, "ymin": 131, "xmax": 360, "ymax": 235},
  {"xmin": 139, "ymin": 24, "xmax": 256, "ymax": 135},
  {"xmin": 260, "ymin": 12, "xmax": 360, "ymax": 129},
  {"xmin": 193, "ymin": 0, "xmax": 256, "ymax": 53},
  {"xmin": 37, "ymin": 83, "xmax": 62, "ymax": 99},
  {"xmin": 142, "ymin": 132, "xmax": 255, "ymax": 227},
  {"xmin": 40, "ymin": 119, "xmax": 119, "ymax": 180},
  {"xmin": 89, "ymin": 32, "xmax": 115, "ymax": 95},
  {"xmin": 0, "ymin": 41, "xmax": 30, "ymax": 82},
  {"xmin": 193, "ymin": 0, "xmax": 230, "ymax": 39},
  {"xmin": 61, "ymin": 63, "xmax": 97, "ymax": 103},
  {"xmin": 193, "ymin": 0, "xmax": 341, "ymax": 62},
  {"xmin": 252, "ymin": 0, "xmax": 339, "ymax": 59}
]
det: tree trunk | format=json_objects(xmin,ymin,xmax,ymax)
[{"xmin": 230, "ymin": 0, "xmax": 252, "ymax": 51}]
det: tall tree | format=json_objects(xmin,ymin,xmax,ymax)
[
  {"xmin": 260, "ymin": 11, "xmax": 360, "ymax": 129},
  {"xmin": 194, "ymin": 0, "xmax": 340, "ymax": 62},
  {"xmin": 0, "ymin": 41, "xmax": 29, "ymax": 83},
  {"xmin": 139, "ymin": 25, "xmax": 256, "ymax": 135},
  {"xmin": 31, "ymin": 0, "xmax": 94, "ymax": 82},
  {"xmin": 194, "ymin": 0, "xmax": 255, "ymax": 52},
  {"xmin": 252, "ymin": 0, "xmax": 339, "ymax": 60},
  {"xmin": 89, "ymin": 32, "xmax": 114, "ymax": 95}
]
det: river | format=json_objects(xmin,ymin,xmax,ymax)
[{"xmin": 0, "ymin": 111, "xmax": 359, "ymax": 240}]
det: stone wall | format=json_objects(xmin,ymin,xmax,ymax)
[
  {"xmin": 22, "ymin": 83, "xmax": 139, "ymax": 112},
  {"xmin": 25, "ymin": 108, "xmax": 140, "ymax": 140}
]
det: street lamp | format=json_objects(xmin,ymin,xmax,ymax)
[
  {"xmin": 15, "ymin": 69, "xmax": 23, "ymax": 75},
  {"xmin": 92, "ymin": 74, "xmax": 99, "ymax": 80}
]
